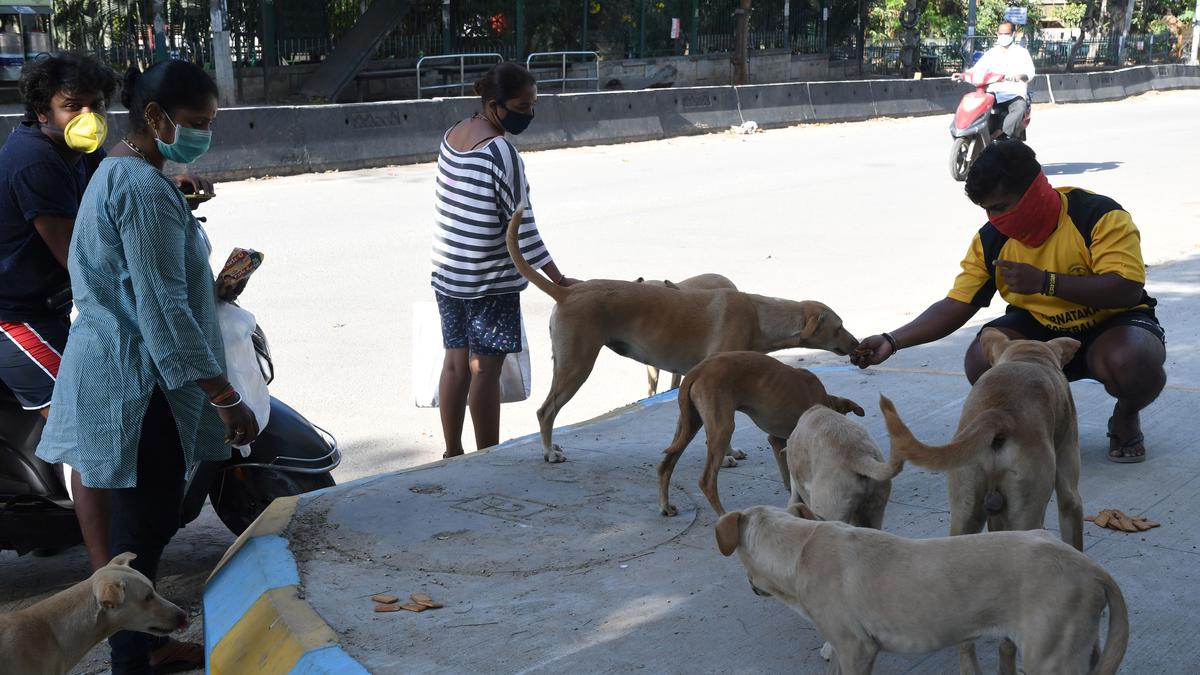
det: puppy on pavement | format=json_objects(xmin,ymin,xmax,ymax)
[
  {"xmin": 0, "ymin": 552, "xmax": 189, "ymax": 675},
  {"xmin": 716, "ymin": 505, "xmax": 1128, "ymax": 675},
  {"xmin": 658, "ymin": 351, "xmax": 865, "ymax": 516},
  {"xmin": 785, "ymin": 404, "xmax": 903, "ymax": 529},
  {"xmin": 635, "ymin": 273, "xmax": 738, "ymax": 397},
  {"xmin": 507, "ymin": 211, "xmax": 859, "ymax": 464}
]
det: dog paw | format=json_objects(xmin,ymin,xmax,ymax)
[
  {"xmin": 731, "ymin": 448, "xmax": 747, "ymax": 460},
  {"xmin": 661, "ymin": 504, "xmax": 678, "ymax": 517},
  {"xmin": 544, "ymin": 446, "xmax": 566, "ymax": 463},
  {"xmin": 721, "ymin": 456, "xmax": 739, "ymax": 468},
  {"xmin": 820, "ymin": 641, "xmax": 834, "ymax": 661}
]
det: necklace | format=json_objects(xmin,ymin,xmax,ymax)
[
  {"xmin": 472, "ymin": 112, "xmax": 503, "ymax": 133},
  {"xmin": 123, "ymin": 137, "xmax": 149, "ymax": 162}
]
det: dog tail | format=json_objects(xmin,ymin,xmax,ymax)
[
  {"xmin": 1091, "ymin": 570, "xmax": 1129, "ymax": 675},
  {"xmin": 505, "ymin": 208, "xmax": 570, "ymax": 302},
  {"xmin": 878, "ymin": 394, "xmax": 1011, "ymax": 472},
  {"xmin": 845, "ymin": 447, "xmax": 905, "ymax": 483}
]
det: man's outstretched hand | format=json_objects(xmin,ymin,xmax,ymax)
[{"xmin": 850, "ymin": 335, "xmax": 895, "ymax": 369}]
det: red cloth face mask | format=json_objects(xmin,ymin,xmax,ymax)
[{"xmin": 987, "ymin": 170, "xmax": 1062, "ymax": 247}]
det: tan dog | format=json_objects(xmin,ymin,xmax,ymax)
[
  {"xmin": 658, "ymin": 351, "xmax": 865, "ymax": 516},
  {"xmin": 635, "ymin": 273, "xmax": 739, "ymax": 397},
  {"xmin": 879, "ymin": 329, "xmax": 1084, "ymax": 548},
  {"xmin": 0, "ymin": 552, "xmax": 188, "ymax": 675},
  {"xmin": 785, "ymin": 405, "xmax": 902, "ymax": 528},
  {"xmin": 880, "ymin": 329, "xmax": 1085, "ymax": 674},
  {"xmin": 507, "ymin": 212, "xmax": 859, "ymax": 464},
  {"xmin": 716, "ymin": 506, "xmax": 1128, "ymax": 675}
]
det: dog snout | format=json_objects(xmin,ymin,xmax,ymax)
[
  {"xmin": 176, "ymin": 610, "xmax": 189, "ymax": 630},
  {"xmin": 750, "ymin": 582, "xmax": 771, "ymax": 597}
]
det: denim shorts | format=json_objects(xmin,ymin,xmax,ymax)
[{"xmin": 435, "ymin": 292, "xmax": 522, "ymax": 355}]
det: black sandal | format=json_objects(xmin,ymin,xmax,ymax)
[{"xmin": 1107, "ymin": 418, "xmax": 1147, "ymax": 464}]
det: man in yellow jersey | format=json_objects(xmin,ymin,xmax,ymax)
[{"xmin": 851, "ymin": 141, "xmax": 1165, "ymax": 463}]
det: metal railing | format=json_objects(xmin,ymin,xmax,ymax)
[
  {"xmin": 416, "ymin": 53, "xmax": 504, "ymax": 98},
  {"xmin": 525, "ymin": 51, "xmax": 600, "ymax": 92}
]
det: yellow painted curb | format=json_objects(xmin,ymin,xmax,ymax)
[
  {"xmin": 209, "ymin": 585, "xmax": 340, "ymax": 675},
  {"xmin": 208, "ymin": 495, "xmax": 300, "ymax": 584}
]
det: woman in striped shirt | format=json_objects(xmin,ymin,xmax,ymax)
[{"xmin": 433, "ymin": 63, "xmax": 578, "ymax": 458}]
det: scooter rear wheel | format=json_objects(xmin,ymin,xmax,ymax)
[
  {"xmin": 949, "ymin": 136, "xmax": 980, "ymax": 182},
  {"xmin": 209, "ymin": 468, "xmax": 335, "ymax": 536}
]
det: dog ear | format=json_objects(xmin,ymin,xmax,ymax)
[
  {"xmin": 96, "ymin": 580, "xmax": 125, "ymax": 609},
  {"xmin": 109, "ymin": 552, "xmax": 138, "ymax": 567},
  {"xmin": 978, "ymin": 328, "xmax": 1011, "ymax": 366},
  {"xmin": 635, "ymin": 277, "xmax": 645, "ymax": 283},
  {"xmin": 830, "ymin": 396, "xmax": 865, "ymax": 417},
  {"xmin": 1046, "ymin": 337, "xmax": 1081, "ymax": 368},
  {"xmin": 799, "ymin": 311, "xmax": 826, "ymax": 339},
  {"xmin": 664, "ymin": 279, "xmax": 679, "ymax": 289},
  {"xmin": 715, "ymin": 511, "xmax": 742, "ymax": 557}
]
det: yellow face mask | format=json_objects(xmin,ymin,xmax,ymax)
[{"xmin": 59, "ymin": 112, "xmax": 108, "ymax": 153}]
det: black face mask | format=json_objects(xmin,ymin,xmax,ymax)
[{"xmin": 500, "ymin": 105, "xmax": 534, "ymax": 135}]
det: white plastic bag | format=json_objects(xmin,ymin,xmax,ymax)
[
  {"xmin": 412, "ymin": 301, "xmax": 531, "ymax": 408},
  {"xmin": 216, "ymin": 302, "xmax": 271, "ymax": 456}
]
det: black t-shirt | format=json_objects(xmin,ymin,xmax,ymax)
[{"xmin": 0, "ymin": 122, "xmax": 103, "ymax": 321}]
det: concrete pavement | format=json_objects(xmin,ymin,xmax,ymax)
[{"xmin": 222, "ymin": 252, "xmax": 1200, "ymax": 673}]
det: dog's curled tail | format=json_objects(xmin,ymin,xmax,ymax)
[
  {"xmin": 1091, "ymin": 570, "xmax": 1129, "ymax": 675},
  {"xmin": 878, "ymin": 394, "xmax": 1011, "ymax": 472},
  {"xmin": 847, "ymin": 448, "xmax": 905, "ymax": 483},
  {"xmin": 505, "ymin": 208, "xmax": 570, "ymax": 302}
]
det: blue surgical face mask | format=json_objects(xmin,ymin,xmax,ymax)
[{"xmin": 155, "ymin": 113, "xmax": 212, "ymax": 164}]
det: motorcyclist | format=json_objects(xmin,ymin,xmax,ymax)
[{"xmin": 954, "ymin": 21, "xmax": 1035, "ymax": 140}]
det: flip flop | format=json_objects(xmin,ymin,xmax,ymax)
[
  {"xmin": 148, "ymin": 638, "xmax": 204, "ymax": 674},
  {"xmin": 1107, "ymin": 418, "xmax": 1147, "ymax": 464}
]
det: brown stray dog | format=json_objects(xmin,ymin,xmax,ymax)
[
  {"xmin": 635, "ymin": 273, "xmax": 739, "ymax": 397},
  {"xmin": 0, "ymin": 552, "xmax": 188, "ymax": 675},
  {"xmin": 785, "ymin": 405, "xmax": 903, "ymax": 529},
  {"xmin": 658, "ymin": 351, "xmax": 865, "ymax": 516},
  {"xmin": 716, "ymin": 506, "xmax": 1128, "ymax": 675},
  {"xmin": 506, "ymin": 211, "xmax": 859, "ymax": 464},
  {"xmin": 880, "ymin": 328, "xmax": 1085, "ymax": 675}
]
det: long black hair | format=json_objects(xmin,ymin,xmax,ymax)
[{"xmin": 121, "ymin": 60, "xmax": 219, "ymax": 132}]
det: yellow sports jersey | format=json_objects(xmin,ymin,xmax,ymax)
[{"xmin": 948, "ymin": 187, "xmax": 1149, "ymax": 333}]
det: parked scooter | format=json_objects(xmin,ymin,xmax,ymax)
[
  {"xmin": 0, "ymin": 321, "xmax": 340, "ymax": 555},
  {"xmin": 948, "ymin": 70, "xmax": 1031, "ymax": 181}
]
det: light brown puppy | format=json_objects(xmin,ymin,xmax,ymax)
[
  {"xmin": 785, "ymin": 405, "xmax": 903, "ymax": 529},
  {"xmin": 0, "ymin": 553, "xmax": 188, "ymax": 675},
  {"xmin": 880, "ymin": 328, "xmax": 1084, "ymax": 675},
  {"xmin": 507, "ymin": 212, "xmax": 859, "ymax": 464},
  {"xmin": 636, "ymin": 273, "xmax": 739, "ymax": 397},
  {"xmin": 658, "ymin": 351, "xmax": 865, "ymax": 516},
  {"xmin": 716, "ymin": 506, "xmax": 1127, "ymax": 675}
]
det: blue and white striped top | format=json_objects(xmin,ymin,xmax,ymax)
[
  {"xmin": 431, "ymin": 131, "xmax": 552, "ymax": 299},
  {"xmin": 36, "ymin": 157, "xmax": 229, "ymax": 489}
]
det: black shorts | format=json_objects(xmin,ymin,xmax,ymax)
[
  {"xmin": 0, "ymin": 315, "xmax": 69, "ymax": 409},
  {"xmin": 979, "ymin": 306, "xmax": 1165, "ymax": 381}
]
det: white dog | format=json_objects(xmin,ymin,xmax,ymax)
[{"xmin": 716, "ymin": 506, "xmax": 1127, "ymax": 675}]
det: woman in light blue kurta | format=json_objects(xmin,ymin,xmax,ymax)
[{"xmin": 36, "ymin": 60, "xmax": 259, "ymax": 675}]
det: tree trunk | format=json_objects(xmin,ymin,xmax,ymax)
[
  {"xmin": 1066, "ymin": 0, "xmax": 1098, "ymax": 71},
  {"xmin": 732, "ymin": 0, "xmax": 752, "ymax": 85},
  {"xmin": 856, "ymin": 0, "xmax": 867, "ymax": 67},
  {"xmin": 899, "ymin": 0, "xmax": 930, "ymax": 78}
]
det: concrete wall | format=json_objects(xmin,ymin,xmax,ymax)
[{"xmin": 1, "ymin": 64, "xmax": 1194, "ymax": 181}]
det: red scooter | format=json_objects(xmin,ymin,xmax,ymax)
[{"xmin": 948, "ymin": 70, "xmax": 1031, "ymax": 181}]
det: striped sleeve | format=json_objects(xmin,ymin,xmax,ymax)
[{"xmin": 490, "ymin": 139, "xmax": 552, "ymax": 272}]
